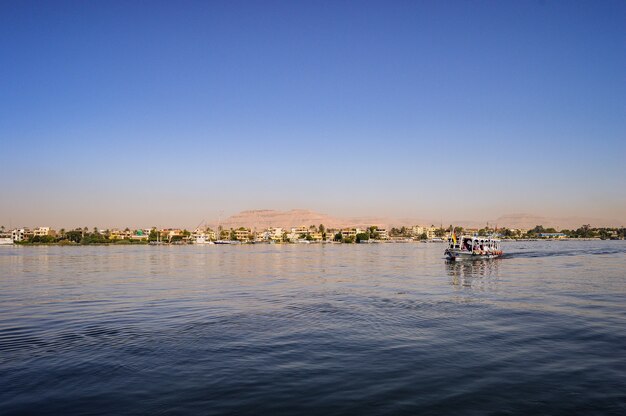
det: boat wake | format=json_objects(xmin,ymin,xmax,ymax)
[{"xmin": 503, "ymin": 246, "xmax": 626, "ymax": 259}]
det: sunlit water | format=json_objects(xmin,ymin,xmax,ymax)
[{"xmin": 1, "ymin": 241, "xmax": 625, "ymax": 415}]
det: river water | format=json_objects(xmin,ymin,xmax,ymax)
[{"xmin": 1, "ymin": 241, "xmax": 625, "ymax": 415}]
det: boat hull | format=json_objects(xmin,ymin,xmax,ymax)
[{"xmin": 445, "ymin": 249, "xmax": 502, "ymax": 261}]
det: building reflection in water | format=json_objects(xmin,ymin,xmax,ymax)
[{"xmin": 446, "ymin": 259, "xmax": 501, "ymax": 289}]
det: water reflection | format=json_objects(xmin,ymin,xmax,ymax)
[
  {"xmin": 446, "ymin": 259, "xmax": 501, "ymax": 288},
  {"xmin": 1, "ymin": 242, "xmax": 625, "ymax": 415}
]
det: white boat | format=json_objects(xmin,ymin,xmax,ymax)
[
  {"xmin": 0, "ymin": 236, "xmax": 13, "ymax": 245},
  {"xmin": 445, "ymin": 235, "xmax": 503, "ymax": 261},
  {"xmin": 194, "ymin": 235, "xmax": 214, "ymax": 245}
]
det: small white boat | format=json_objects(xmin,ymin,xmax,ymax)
[
  {"xmin": 445, "ymin": 235, "xmax": 503, "ymax": 261},
  {"xmin": 194, "ymin": 235, "xmax": 215, "ymax": 245}
]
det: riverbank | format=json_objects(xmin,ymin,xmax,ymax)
[{"xmin": 3, "ymin": 237, "xmax": 621, "ymax": 247}]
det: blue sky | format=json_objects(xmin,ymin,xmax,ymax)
[{"xmin": 1, "ymin": 0, "xmax": 625, "ymax": 228}]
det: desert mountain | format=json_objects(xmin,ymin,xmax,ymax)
[
  {"xmin": 446, "ymin": 213, "xmax": 619, "ymax": 230},
  {"xmin": 491, "ymin": 213, "xmax": 620, "ymax": 230},
  {"xmin": 212, "ymin": 209, "xmax": 389, "ymax": 230},
  {"xmin": 209, "ymin": 209, "xmax": 620, "ymax": 231}
]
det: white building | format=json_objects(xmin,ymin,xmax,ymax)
[
  {"xmin": 12, "ymin": 228, "xmax": 26, "ymax": 242},
  {"xmin": 0, "ymin": 229, "xmax": 13, "ymax": 245},
  {"xmin": 33, "ymin": 227, "xmax": 51, "ymax": 237},
  {"xmin": 270, "ymin": 228, "xmax": 283, "ymax": 241},
  {"xmin": 426, "ymin": 227, "xmax": 439, "ymax": 239},
  {"xmin": 376, "ymin": 228, "xmax": 390, "ymax": 240},
  {"xmin": 234, "ymin": 229, "xmax": 250, "ymax": 241},
  {"xmin": 411, "ymin": 226, "xmax": 425, "ymax": 237}
]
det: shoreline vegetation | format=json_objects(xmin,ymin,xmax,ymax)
[{"xmin": 2, "ymin": 224, "xmax": 625, "ymax": 246}]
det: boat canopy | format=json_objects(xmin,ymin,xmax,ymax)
[{"xmin": 448, "ymin": 235, "xmax": 501, "ymax": 250}]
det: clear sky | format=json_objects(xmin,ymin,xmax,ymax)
[{"xmin": 1, "ymin": 0, "xmax": 625, "ymax": 228}]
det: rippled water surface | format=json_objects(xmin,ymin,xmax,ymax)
[{"xmin": 1, "ymin": 241, "xmax": 625, "ymax": 415}]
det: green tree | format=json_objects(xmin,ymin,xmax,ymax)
[
  {"xmin": 501, "ymin": 228, "xmax": 515, "ymax": 238},
  {"xmin": 575, "ymin": 224, "xmax": 594, "ymax": 238},
  {"xmin": 31, "ymin": 235, "xmax": 55, "ymax": 244},
  {"xmin": 528, "ymin": 225, "xmax": 545, "ymax": 236},
  {"xmin": 356, "ymin": 233, "xmax": 369, "ymax": 243},
  {"xmin": 65, "ymin": 230, "xmax": 82, "ymax": 243}
]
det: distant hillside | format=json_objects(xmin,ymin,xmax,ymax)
[
  {"xmin": 212, "ymin": 209, "xmax": 389, "ymax": 230},
  {"xmin": 209, "ymin": 209, "xmax": 621, "ymax": 231},
  {"xmin": 491, "ymin": 213, "xmax": 620, "ymax": 230},
  {"xmin": 448, "ymin": 213, "xmax": 621, "ymax": 230}
]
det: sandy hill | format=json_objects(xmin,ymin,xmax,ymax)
[
  {"xmin": 447, "ymin": 213, "xmax": 620, "ymax": 230},
  {"xmin": 213, "ymin": 209, "xmax": 389, "ymax": 230},
  {"xmin": 209, "ymin": 210, "xmax": 620, "ymax": 231}
]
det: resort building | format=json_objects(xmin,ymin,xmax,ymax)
[
  {"xmin": 411, "ymin": 226, "xmax": 425, "ymax": 237},
  {"xmin": 270, "ymin": 228, "xmax": 283, "ymax": 241},
  {"xmin": 193, "ymin": 228, "xmax": 216, "ymax": 240},
  {"xmin": 341, "ymin": 228, "xmax": 357, "ymax": 238},
  {"xmin": 538, "ymin": 233, "xmax": 567, "ymax": 239},
  {"xmin": 108, "ymin": 229, "xmax": 133, "ymax": 240},
  {"xmin": 234, "ymin": 229, "xmax": 250, "ymax": 241},
  {"xmin": 33, "ymin": 227, "xmax": 51, "ymax": 237},
  {"xmin": 130, "ymin": 230, "xmax": 149, "ymax": 241},
  {"xmin": 376, "ymin": 228, "xmax": 390, "ymax": 240},
  {"xmin": 255, "ymin": 229, "xmax": 271, "ymax": 241},
  {"xmin": 12, "ymin": 228, "xmax": 27, "ymax": 242},
  {"xmin": 108, "ymin": 229, "xmax": 123, "ymax": 240},
  {"xmin": 291, "ymin": 226, "xmax": 309, "ymax": 237}
]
